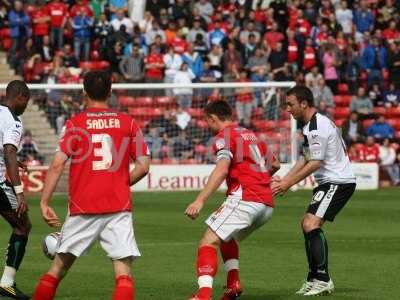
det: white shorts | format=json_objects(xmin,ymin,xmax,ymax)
[
  {"xmin": 57, "ymin": 212, "xmax": 140, "ymax": 260},
  {"xmin": 205, "ymin": 196, "xmax": 273, "ymax": 242}
]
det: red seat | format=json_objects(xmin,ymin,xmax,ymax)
[
  {"xmin": 187, "ymin": 108, "xmax": 203, "ymax": 118},
  {"xmin": 135, "ymin": 97, "xmax": 153, "ymax": 106},
  {"xmin": 197, "ymin": 119, "xmax": 208, "ymax": 128},
  {"xmin": 338, "ymin": 83, "xmax": 349, "ymax": 95},
  {"xmin": 195, "ymin": 144, "xmax": 207, "ymax": 154},
  {"xmin": 253, "ymin": 120, "xmax": 276, "ymax": 131},
  {"xmin": 333, "ymin": 107, "xmax": 350, "ymax": 119},
  {"xmin": 373, "ymin": 106, "xmax": 386, "ymax": 115},
  {"xmin": 128, "ymin": 107, "xmax": 162, "ymax": 120},
  {"xmin": 362, "ymin": 119, "xmax": 375, "ymax": 128},
  {"xmin": 335, "ymin": 118, "xmax": 346, "ymax": 127},
  {"xmin": 387, "ymin": 119, "xmax": 400, "ymax": 130},
  {"xmin": 334, "ymin": 95, "xmax": 352, "ymax": 107},
  {"xmin": 383, "ymin": 69, "xmax": 389, "ymax": 81},
  {"xmin": 90, "ymin": 50, "xmax": 100, "ymax": 61},
  {"xmin": 354, "ymin": 143, "xmax": 364, "ymax": 152},
  {"xmin": 119, "ymin": 96, "xmax": 135, "ymax": 107},
  {"xmin": 360, "ymin": 71, "xmax": 368, "ymax": 81},
  {"xmin": 155, "ymin": 96, "xmax": 176, "ymax": 107},
  {"xmin": 1, "ymin": 38, "xmax": 12, "ymax": 51},
  {"xmin": 386, "ymin": 107, "xmax": 400, "ymax": 118},
  {"xmin": 278, "ymin": 120, "xmax": 290, "ymax": 129},
  {"xmin": 252, "ymin": 107, "xmax": 264, "ymax": 119},
  {"xmin": 79, "ymin": 61, "xmax": 110, "ymax": 70}
]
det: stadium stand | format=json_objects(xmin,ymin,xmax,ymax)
[{"xmin": 0, "ymin": 0, "xmax": 399, "ymax": 184}]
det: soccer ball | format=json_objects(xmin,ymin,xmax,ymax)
[{"xmin": 42, "ymin": 232, "xmax": 60, "ymax": 260}]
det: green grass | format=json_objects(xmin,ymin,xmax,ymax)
[{"xmin": 1, "ymin": 189, "xmax": 399, "ymax": 299}]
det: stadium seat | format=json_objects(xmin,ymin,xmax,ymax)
[
  {"xmin": 335, "ymin": 118, "xmax": 346, "ymax": 127},
  {"xmin": 90, "ymin": 50, "xmax": 100, "ymax": 61},
  {"xmin": 362, "ymin": 119, "xmax": 375, "ymax": 128},
  {"xmin": 79, "ymin": 61, "xmax": 110, "ymax": 71},
  {"xmin": 195, "ymin": 144, "xmax": 207, "ymax": 154},
  {"xmin": 135, "ymin": 97, "xmax": 154, "ymax": 107},
  {"xmin": 155, "ymin": 96, "xmax": 176, "ymax": 107},
  {"xmin": 187, "ymin": 108, "xmax": 203, "ymax": 118},
  {"xmin": 278, "ymin": 120, "xmax": 290, "ymax": 129},
  {"xmin": 354, "ymin": 143, "xmax": 364, "ymax": 152},
  {"xmin": 373, "ymin": 106, "xmax": 386, "ymax": 115},
  {"xmin": 197, "ymin": 119, "xmax": 208, "ymax": 128},
  {"xmin": 338, "ymin": 83, "xmax": 349, "ymax": 95},
  {"xmin": 128, "ymin": 107, "xmax": 162, "ymax": 120},
  {"xmin": 252, "ymin": 107, "xmax": 264, "ymax": 119},
  {"xmin": 386, "ymin": 107, "xmax": 400, "ymax": 118},
  {"xmin": 253, "ymin": 120, "xmax": 276, "ymax": 131},
  {"xmin": 334, "ymin": 95, "xmax": 352, "ymax": 107},
  {"xmin": 333, "ymin": 107, "xmax": 350, "ymax": 119},
  {"xmin": 0, "ymin": 28, "xmax": 10, "ymax": 38},
  {"xmin": 387, "ymin": 119, "xmax": 400, "ymax": 130},
  {"xmin": 1, "ymin": 38, "xmax": 12, "ymax": 51},
  {"xmin": 118, "ymin": 96, "xmax": 135, "ymax": 107}
]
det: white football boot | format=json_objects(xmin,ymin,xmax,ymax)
[
  {"xmin": 303, "ymin": 279, "xmax": 334, "ymax": 296},
  {"xmin": 295, "ymin": 280, "xmax": 314, "ymax": 295}
]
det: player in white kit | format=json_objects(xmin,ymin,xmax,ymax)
[
  {"xmin": 0, "ymin": 81, "xmax": 31, "ymax": 300},
  {"xmin": 272, "ymin": 86, "xmax": 356, "ymax": 296}
]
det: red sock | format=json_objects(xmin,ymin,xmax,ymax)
[
  {"xmin": 112, "ymin": 275, "xmax": 134, "ymax": 300},
  {"xmin": 220, "ymin": 239, "xmax": 240, "ymax": 286},
  {"xmin": 196, "ymin": 245, "xmax": 218, "ymax": 298},
  {"xmin": 33, "ymin": 273, "xmax": 60, "ymax": 300}
]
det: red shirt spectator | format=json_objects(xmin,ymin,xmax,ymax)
[
  {"xmin": 47, "ymin": 0, "xmax": 69, "ymax": 28},
  {"xmin": 359, "ymin": 138, "xmax": 380, "ymax": 162},
  {"xmin": 171, "ymin": 36, "xmax": 188, "ymax": 54},
  {"xmin": 263, "ymin": 22, "xmax": 285, "ymax": 51},
  {"xmin": 32, "ymin": 6, "xmax": 50, "ymax": 36},
  {"xmin": 70, "ymin": 0, "xmax": 93, "ymax": 18},
  {"xmin": 383, "ymin": 21, "xmax": 400, "ymax": 44},
  {"xmin": 254, "ymin": 9, "xmax": 266, "ymax": 23},
  {"xmin": 303, "ymin": 41, "xmax": 317, "ymax": 70},
  {"xmin": 296, "ymin": 17, "xmax": 311, "ymax": 36},
  {"xmin": 236, "ymin": 77, "xmax": 253, "ymax": 103},
  {"xmin": 144, "ymin": 47, "xmax": 165, "ymax": 80},
  {"xmin": 287, "ymin": 34, "xmax": 299, "ymax": 63}
]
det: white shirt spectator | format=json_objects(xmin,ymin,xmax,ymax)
[
  {"xmin": 335, "ymin": 7, "xmax": 353, "ymax": 34},
  {"xmin": 173, "ymin": 69, "xmax": 195, "ymax": 95},
  {"xmin": 194, "ymin": 0, "xmax": 214, "ymax": 23},
  {"xmin": 379, "ymin": 145, "xmax": 397, "ymax": 166},
  {"xmin": 111, "ymin": 16, "xmax": 133, "ymax": 34},
  {"xmin": 164, "ymin": 52, "xmax": 183, "ymax": 81},
  {"xmin": 175, "ymin": 109, "xmax": 192, "ymax": 130}
]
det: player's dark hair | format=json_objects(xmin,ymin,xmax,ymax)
[
  {"xmin": 204, "ymin": 100, "xmax": 232, "ymax": 121},
  {"xmin": 286, "ymin": 85, "xmax": 314, "ymax": 107},
  {"xmin": 83, "ymin": 71, "xmax": 111, "ymax": 102},
  {"xmin": 6, "ymin": 80, "xmax": 29, "ymax": 100}
]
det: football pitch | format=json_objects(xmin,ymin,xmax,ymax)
[{"xmin": 0, "ymin": 189, "xmax": 399, "ymax": 300}]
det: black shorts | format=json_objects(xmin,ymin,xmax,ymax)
[
  {"xmin": 0, "ymin": 181, "xmax": 18, "ymax": 211},
  {"xmin": 307, "ymin": 182, "xmax": 356, "ymax": 222}
]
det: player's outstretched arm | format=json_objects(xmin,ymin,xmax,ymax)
[
  {"xmin": 130, "ymin": 156, "xmax": 150, "ymax": 185},
  {"xmin": 40, "ymin": 151, "xmax": 68, "ymax": 227},
  {"xmin": 4, "ymin": 144, "xmax": 27, "ymax": 217},
  {"xmin": 272, "ymin": 160, "xmax": 321, "ymax": 196},
  {"xmin": 185, "ymin": 159, "xmax": 230, "ymax": 220}
]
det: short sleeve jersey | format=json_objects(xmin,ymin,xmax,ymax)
[
  {"xmin": 212, "ymin": 125, "xmax": 274, "ymax": 207},
  {"xmin": 58, "ymin": 107, "xmax": 149, "ymax": 215},
  {"xmin": 0, "ymin": 105, "xmax": 24, "ymax": 183},
  {"xmin": 302, "ymin": 113, "xmax": 356, "ymax": 185}
]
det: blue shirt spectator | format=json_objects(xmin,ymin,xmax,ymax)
[
  {"xmin": 208, "ymin": 23, "xmax": 226, "ymax": 46},
  {"xmin": 353, "ymin": 7, "xmax": 374, "ymax": 33},
  {"xmin": 367, "ymin": 116, "xmax": 395, "ymax": 139},
  {"xmin": 71, "ymin": 13, "xmax": 93, "ymax": 61},
  {"xmin": 361, "ymin": 41, "xmax": 388, "ymax": 70},
  {"xmin": 182, "ymin": 47, "xmax": 204, "ymax": 79},
  {"xmin": 8, "ymin": 4, "xmax": 30, "ymax": 39},
  {"xmin": 383, "ymin": 84, "xmax": 400, "ymax": 107}
]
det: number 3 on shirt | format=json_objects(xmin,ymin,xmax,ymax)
[{"xmin": 92, "ymin": 134, "xmax": 113, "ymax": 170}]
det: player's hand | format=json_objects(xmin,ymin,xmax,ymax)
[
  {"xmin": 271, "ymin": 179, "xmax": 290, "ymax": 197},
  {"xmin": 271, "ymin": 175, "xmax": 281, "ymax": 183},
  {"xmin": 16, "ymin": 193, "xmax": 28, "ymax": 218},
  {"xmin": 41, "ymin": 204, "xmax": 61, "ymax": 227},
  {"xmin": 17, "ymin": 161, "xmax": 28, "ymax": 173},
  {"xmin": 185, "ymin": 199, "xmax": 204, "ymax": 220}
]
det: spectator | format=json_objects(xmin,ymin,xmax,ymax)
[
  {"xmin": 107, "ymin": 41, "xmax": 124, "ymax": 80},
  {"xmin": 367, "ymin": 115, "xmax": 395, "ymax": 141},
  {"xmin": 71, "ymin": 9, "xmax": 93, "ymax": 61},
  {"xmin": 359, "ymin": 136, "xmax": 380, "ymax": 162},
  {"xmin": 187, "ymin": 19, "xmax": 207, "ymax": 44},
  {"xmin": 8, "ymin": 0, "xmax": 30, "ymax": 58},
  {"xmin": 361, "ymin": 37, "xmax": 388, "ymax": 87},
  {"xmin": 171, "ymin": 0, "xmax": 191, "ymax": 21},
  {"xmin": 145, "ymin": 21, "xmax": 166, "ymax": 45},
  {"xmin": 15, "ymin": 38, "xmax": 36, "ymax": 75},
  {"xmin": 109, "ymin": 0, "xmax": 128, "ymax": 17},
  {"xmin": 222, "ymin": 42, "xmax": 242, "ymax": 74},
  {"xmin": 144, "ymin": 44, "xmax": 165, "ymax": 96},
  {"xmin": 111, "ymin": 8, "xmax": 133, "ymax": 34},
  {"xmin": 194, "ymin": 0, "xmax": 214, "ymax": 24},
  {"xmin": 198, "ymin": 58, "xmax": 220, "ymax": 102},
  {"xmin": 305, "ymin": 66, "xmax": 323, "ymax": 89},
  {"xmin": 60, "ymin": 44, "xmax": 79, "ymax": 68},
  {"xmin": 207, "ymin": 44, "xmax": 223, "ymax": 72},
  {"xmin": 173, "ymin": 63, "xmax": 195, "ymax": 109},
  {"xmin": 322, "ymin": 45, "xmax": 339, "ymax": 94},
  {"xmin": 163, "ymin": 46, "xmax": 183, "ymax": 93},
  {"xmin": 90, "ymin": 0, "xmax": 107, "ymax": 20},
  {"xmin": 145, "ymin": 127, "xmax": 163, "ymax": 163},
  {"xmin": 240, "ymin": 21, "xmax": 261, "ymax": 44},
  {"xmin": 181, "ymin": 43, "xmax": 203, "ymax": 79},
  {"xmin": 94, "ymin": 13, "xmax": 112, "ymax": 55},
  {"xmin": 173, "ymin": 130, "xmax": 194, "ymax": 160},
  {"xmin": 286, "ymin": 29, "xmax": 299, "ymax": 73},
  {"xmin": 303, "ymin": 38, "xmax": 317, "ymax": 71},
  {"xmin": 18, "ymin": 130, "xmax": 44, "ymax": 164},
  {"xmin": 350, "ymin": 86, "xmax": 374, "ymax": 119},
  {"xmin": 353, "ymin": 0, "xmax": 374, "ymax": 33},
  {"xmin": 70, "ymin": 0, "xmax": 94, "ymax": 18},
  {"xmin": 344, "ymin": 46, "xmax": 362, "ymax": 94},
  {"xmin": 119, "ymin": 45, "xmax": 144, "ymax": 84},
  {"xmin": 388, "ymin": 41, "xmax": 400, "ymax": 89},
  {"xmin": 47, "ymin": 0, "xmax": 68, "ymax": 50},
  {"xmin": 263, "ymin": 21, "xmax": 285, "ymax": 51},
  {"xmin": 235, "ymin": 69, "xmax": 253, "ymax": 128},
  {"xmin": 39, "ymin": 35, "xmax": 54, "ymax": 62},
  {"xmin": 175, "ymin": 107, "xmax": 191, "ymax": 130},
  {"xmin": 312, "ymin": 78, "xmax": 335, "ymax": 117},
  {"xmin": 269, "ymin": 42, "xmax": 287, "ymax": 81},
  {"xmin": 208, "ymin": 20, "xmax": 226, "ymax": 46},
  {"xmin": 369, "ymin": 83, "xmax": 384, "ymax": 106},
  {"xmin": 335, "ymin": 0, "xmax": 353, "ymax": 35},
  {"xmin": 383, "ymin": 82, "xmax": 400, "ymax": 107},
  {"xmin": 342, "ymin": 111, "xmax": 365, "ymax": 146},
  {"xmin": 171, "ymin": 30, "xmax": 188, "ymax": 54},
  {"xmin": 379, "ymin": 138, "xmax": 400, "ymax": 186},
  {"xmin": 31, "ymin": 0, "xmax": 50, "ymax": 48},
  {"xmin": 246, "ymin": 47, "xmax": 268, "ymax": 78}
]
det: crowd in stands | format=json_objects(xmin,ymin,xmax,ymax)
[{"xmin": 0, "ymin": 0, "xmax": 400, "ymax": 183}]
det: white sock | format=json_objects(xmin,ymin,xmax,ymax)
[
  {"xmin": 198, "ymin": 275, "xmax": 213, "ymax": 288},
  {"xmin": 0, "ymin": 266, "xmax": 16, "ymax": 287},
  {"xmin": 224, "ymin": 259, "xmax": 239, "ymax": 272}
]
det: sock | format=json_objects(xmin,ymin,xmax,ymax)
[
  {"xmin": 303, "ymin": 232, "xmax": 314, "ymax": 281},
  {"xmin": 112, "ymin": 275, "xmax": 134, "ymax": 300},
  {"xmin": 0, "ymin": 234, "xmax": 28, "ymax": 287},
  {"xmin": 306, "ymin": 228, "xmax": 330, "ymax": 282},
  {"xmin": 33, "ymin": 273, "xmax": 60, "ymax": 300},
  {"xmin": 220, "ymin": 239, "xmax": 240, "ymax": 287},
  {"xmin": 196, "ymin": 245, "xmax": 218, "ymax": 298}
]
